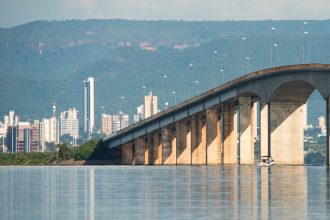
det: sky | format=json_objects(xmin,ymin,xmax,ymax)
[{"xmin": 0, "ymin": 0, "xmax": 330, "ymax": 27}]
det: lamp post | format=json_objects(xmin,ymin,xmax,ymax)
[
  {"xmin": 162, "ymin": 75, "xmax": 167, "ymax": 110},
  {"xmin": 241, "ymin": 37, "xmax": 246, "ymax": 73},
  {"xmin": 141, "ymin": 85, "xmax": 146, "ymax": 106},
  {"xmin": 304, "ymin": 32, "xmax": 309, "ymax": 64},
  {"xmin": 172, "ymin": 91, "xmax": 177, "ymax": 105},
  {"xmin": 219, "ymin": 69, "xmax": 224, "ymax": 84},
  {"xmin": 195, "ymin": 80, "xmax": 199, "ymax": 94},
  {"xmin": 303, "ymin": 21, "xmax": 308, "ymax": 64},
  {"xmin": 270, "ymin": 27, "xmax": 276, "ymax": 67},
  {"xmin": 119, "ymin": 97, "xmax": 125, "ymax": 130},
  {"xmin": 188, "ymin": 63, "xmax": 193, "ymax": 98},
  {"xmin": 213, "ymin": 50, "xmax": 218, "ymax": 88},
  {"xmin": 273, "ymin": 43, "xmax": 278, "ymax": 66},
  {"xmin": 120, "ymin": 96, "xmax": 125, "ymax": 112},
  {"xmin": 246, "ymin": 57, "xmax": 251, "ymax": 72}
]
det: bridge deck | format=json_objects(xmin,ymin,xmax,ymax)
[{"xmin": 103, "ymin": 64, "xmax": 330, "ymax": 149}]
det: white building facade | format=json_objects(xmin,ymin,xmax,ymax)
[{"xmin": 83, "ymin": 77, "xmax": 95, "ymax": 135}]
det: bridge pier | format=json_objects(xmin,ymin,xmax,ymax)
[
  {"xmin": 206, "ymin": 109, "xmax": 222, "ymax": 164},
  {"xmin": 223, "ymin": 102, "xmax": 238, "ymax": 164},
  {"xmin": 239, "ymin": 97, "xmax": 255, "ymax": 164},
  {"xmin": 176, "ymin": 121, "xmax": 192, "ymax": 164},
  {"xmin": 122, "ymin": 143, "xmax": 133, "ymax": 165},
  {"xmin": 260, "ymin": 103, "xmax": 270, "ymax": 157},
  {"xmin": 144, "ymin": 136, "xmax": 150, "ymax": 165},
  {"xmin": 150, "ymin": 132, "xmax": 162, "ymax": 165},
  {"xmin": 191, "ymin": 115, "xmax": 206, "ymax": 165},
  {"xmin": 162, "ymin": 127, "xmax": 176, "ymax": 165},
  {"xmin": 135, "ymin": 138, "xmax": 145, "ymax": 165},
  {"xmin": 270, "ymin": 102, "xmax": 305, "ymax": 164}
]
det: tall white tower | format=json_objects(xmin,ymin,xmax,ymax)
[
  {"xmin": 144, "ymin": 91, "xmax": 158, "ymax": 119},
  {"xmin": 83, "ymin": 77, "xmax": 95, "ymax": 135}
]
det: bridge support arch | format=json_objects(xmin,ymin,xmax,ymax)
[{"xmin": 269, "ymin": 102, "xmax": 305, "ymax": 164}]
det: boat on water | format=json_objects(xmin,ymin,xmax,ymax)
[{"xmin": 258, "ymin": 156, "xmax": 276, "ymax": 167}]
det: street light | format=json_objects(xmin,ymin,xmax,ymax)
[
  {"xmin": 246, "ymin": 57, "xmax": 251, "ymax": 72},
  {"xmin": 241, "ymin": 37, "xmax": 246, "ymax": 73},
  {"xmin": 273, "ymin": 43, "xmax": 279, "ymax": 66},
  {"xmin": 120, "ymin": 96, "xmax": 125, "ymax": 112},
  {"xmin": 219, "ymin": 69, "xmax": 224, "ymax": 84},
  {"xmin": 162, "ymin": 75, "xmax": 167, "ymax": 110},
  {"xmin": 188, "ymin": 64, "xmax": 193, "ymax": 98},
  {"xmin": 213, "ymin": 50, "xmax": 218, "ymax": 88},
  {"xmin": 303, "ymin": 31, "xmax": 309, "ymax": 63},
  {"xmin": 141, "ymin": 85, "xmax": 146, "ymax": 106},
  {"xmin": 303, "ymin": 21, "xmax": 308, "ymax": 64},
  {"xmin": 195, "ymin": 80, "xmax": 199, "ymax": 94},
  {"xmin": 172, "ymin": 91, "xmax": 177, "ymax": 105},
  {"xmin": 270, "ymin": 27, "xmax": 276, "ymax": 67}
]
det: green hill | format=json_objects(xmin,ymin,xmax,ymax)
[{"xmin": 0, "ymin": 19, "xmax": 329, "ymax": 127}]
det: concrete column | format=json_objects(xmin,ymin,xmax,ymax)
[
  {"xmin": 158, "ymin": 132, "xmax": 163, "ymax": 165},
  {"xmin": 239, "ymin": 97, "xmax": 254, "ymax": 164},
  {"xmin": 260, "ymin": 103, "xmax": 269, "ymax": 157},
  {"xmin": 176, "ymin": 121, "xmax": 192, "ymax": 164},
  {"xmin": 162, "ymin": 127, "xmax": 176, "ymax": 164},
  {"xmin": 135, "ymin": 138, "xmax": 145, "ymax": 165},
  {"xmin": 223, "ymin": 102, "xmax": 238, "ymax": 164},
  {"xmin": 150, "ymin": 132, "xmax": 162, "ymax": 165},
  {"xmin": 122, "ymin": 143, "xmax": 133, "ymax": 165},
  {"xmin": 327, "ymin": 97, "xmax": 330, "ymax": 166},
  {"xmin": 206, "ymin": 110, "xmax": 221, "ymax": 164},
  {"xmin": 144, "ymin": 136, "xmax": 149, "ymax": 165},
  {"xmin": 170, "ymin": 127, "xmax": 177, "ymax": 165},
  {"xmin": 270, "ymin": 102, "xmax": 305, "ymax": 164},
  {"xmin": 191, "ymin": 115, "xmax": 206, "ymax": 165}
]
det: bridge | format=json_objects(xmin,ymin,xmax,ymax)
[{"xmin": 102, "ymin": 64, "xmax": 330, "ymax": 165}]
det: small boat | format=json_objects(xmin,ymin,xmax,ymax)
[{"xmin": 258, "ymin": 156, "xmax": 276, "ymax": 167}]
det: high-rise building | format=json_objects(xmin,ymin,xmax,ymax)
[
  {"xmin": 7, "ymin": 122, "xmax": 40, "ymax": 153},
  {"xmin": 133, "ymin": 105, "xmax": 144, "ymax": 123},
  {"xmin": 39, "ymin": 116, "xmax": 59, "ymax": 151},
  {"xmin": 59, "ymin": 108, "xmax": 79, "ymax": 141},
  {"xmin": 0, "ymin": 122, "xmax": 7, "ymax": 153},
  {"xmin": 4, "ymin": 110, "xmax": 19, "ymax": 126},
  {"xmin": 7, "ymin": 125, "xmax": 17, "ymax": 153},
  {"xmin": 144, "ymin": 91, "xmax": 158, "ymax": 118},
  {"xmin": 83, "ymin": 77, "xmax": 95, "ymax": 135},
  {"xmin": 43, "ymin": 117, "xmax": 58, "ymax": 143},
  {"xmin": 101, "ymin": 114, "xmax": 112, "ymax": 135},
  {"xmin": 112, "ymin": 112, "xmax": 129, "ymax": 133}
]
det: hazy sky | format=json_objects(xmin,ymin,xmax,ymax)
[{"xmin": 0, "ymin": 0, "xmax": 330, "ymax": 27}]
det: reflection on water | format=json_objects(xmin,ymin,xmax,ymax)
[{"xmin": 0, "ymin": 166, "xmax": 329, "ymax": 220}]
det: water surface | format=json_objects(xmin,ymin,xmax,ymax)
[{"xmin": 0, "ymin": 166, "xmax": 329, "ymax": 219}]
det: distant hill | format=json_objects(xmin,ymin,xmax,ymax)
[{"xmin": 1, "ymin": 19, "xmax": 329, "ymax": 127}]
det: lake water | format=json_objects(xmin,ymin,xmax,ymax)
[{"xmin": 0, "ymin": 166, "xmax": 329, "ymax": 220}]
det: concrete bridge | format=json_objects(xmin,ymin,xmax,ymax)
[{"xmin": 102, "ymin": 64, "xmax": 330, "ymax": 165}]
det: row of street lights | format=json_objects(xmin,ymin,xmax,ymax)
[{"xmin": 120, "ymin": 21, "xmax": 311, "ymax": 114}]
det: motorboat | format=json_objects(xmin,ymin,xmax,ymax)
[{"xmin": 258, "ymin": 156, "xmax": 276, "ymax": 167}]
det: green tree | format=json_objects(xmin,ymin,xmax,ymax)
[
  {"xmin": 74, "ymin": 139, "xmax": 97, "ymax": 160},
  {"xmin": 58, "ymin": 143, "xmax": 72, "ymax": 160}
]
